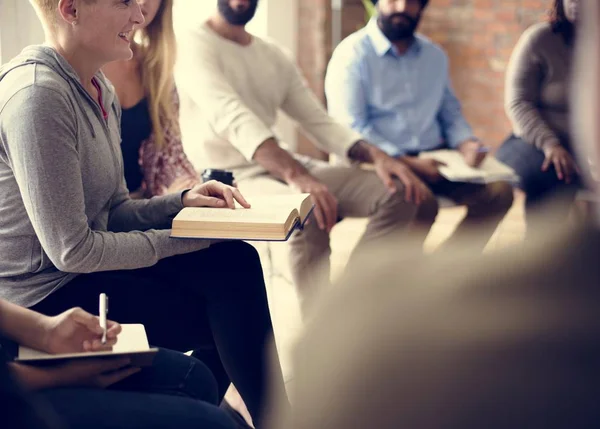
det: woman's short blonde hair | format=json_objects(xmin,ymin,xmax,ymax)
[{"xmin": 29, "ymin": 0, "xmax": 95, "ymax": 26}]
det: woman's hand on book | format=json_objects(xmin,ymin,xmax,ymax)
[
  {"xmin": 183, "ymin": 180, "xmax": 251, "ymax": 209},
  {"xmin": 41, "ymin": 307, "xmax": 121, "ymax": 355},
  {"xmin": 10, "ymin": 358, "xmax": 139, "ymax": 390}
]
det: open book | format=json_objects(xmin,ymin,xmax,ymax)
[
  {"xmin": 171, "ymin": 193, "xmax": 314, "ymax": 241},
  {"xmin": 419, "ymin": 150, "xmax": 519, "ymax": 184},
  {"xmin": 16, "ymin": 324, "xmax": 158, "ymax": 367}
]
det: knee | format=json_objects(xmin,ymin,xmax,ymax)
[
  {"xmin": 211, "ymin": 241, "xmax": 261, "ymax": 269},
  {"xmin": 214, "ymin": 240, "xmax": 259, "ymax": 258},
  {"xmin": 375, "ymin": 183, "xmax": 438, "ymax": 223},
  {"xmin": 185, "ymin": 357, "xmax": 221, "ymax": 405},
  {"xmin": 414, "ymin": 193, "xmax": 439, "ymax": 223},
  {"xmin": 152, "ymin": 349, "xmax": 219, "ymax": 405},
  {"xmin": 488, "ymin": 182, "xmax": 514, "ymax": 213},
  {"xmin": 210, "ymin": 241, "xmax": 267, "ymax": 293},
  {"xmin": 519, "ymin": 169, "xmax": 555, "ymax": 198}
]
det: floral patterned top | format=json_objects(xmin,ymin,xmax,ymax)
[{"xmin": 136, "ymin": 90, "xmax": 199, "ymax": 197}]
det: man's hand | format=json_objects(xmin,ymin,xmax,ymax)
[
  {"xmin": 372, "ymin": 154, "xmax": 431, "ymax": 204},
  {"xmin": 182, "ymin": 180, "xmax": 250, "ymax": 209},
  {"xmin": 41, "ymin": 307, "xmax": 121, "ymax": 354},
  {"xmin": 347, "ymin": 141, "xmax": 430, "ymax": 204},
  {"xmin": 402, "ymin": 157, "xmax": 446, "ymax": 184},
  {"xmin": 459, "ymin": 140, "xmax": 488, "ymax": 167},
  {"xmin": 10, "ymin": 358, "xmax": 140, "ymax": 391},
  {"xmin": 542, "ymin": 145, "xmax": 580, "ymax": 184},
  {"xmin": 288, "ymin": 174, "xmax": 338, "ymax": 233}
]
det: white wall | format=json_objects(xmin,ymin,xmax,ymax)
[
  {"xmin": 263, "ymin": 0, "xmax": 298, "ymax": 150},
  {"xmin": 0, "ymin": 0, "xmax": 45, "ymax": 64}
]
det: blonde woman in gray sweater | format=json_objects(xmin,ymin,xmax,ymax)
[
  {"xmin": 497, "ymin": 0, "xmax": 582, "ymax": 225},
  {"xmin": 0, "ymin": 1, "xmax": 287, "ymax": 426}
]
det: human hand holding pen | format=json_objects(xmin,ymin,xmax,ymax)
[
  {"xmin": 41, "ymin": 306, "xmax": 121, "ymax": 354},
  {"xmin": 459, "ymin": 139, "xmax": 489, "ymax": 167}
]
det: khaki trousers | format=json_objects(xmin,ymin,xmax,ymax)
[{"xmin": 237, "ymin": 157, "xmax": 421, "ymax": 314}]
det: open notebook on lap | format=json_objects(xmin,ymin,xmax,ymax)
[{"xmin": 17, "ymin": 324, "xmax": 158, "ymax": 367}]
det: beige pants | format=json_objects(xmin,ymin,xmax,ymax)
[{"xmin": 237, "ymin": 156, "xmax": 421, "ymax": 314}]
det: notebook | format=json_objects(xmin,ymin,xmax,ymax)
[
  {"xmin": 171, "ymin": 193, "xmax": 314, "ymax": 241},
  {"xmin": 419, "ymin": 150, "xmax": 519, "ymax": 184},
  {"xmin": 16, "ymin": 324, "xmax": 158, "ymax": 367}
]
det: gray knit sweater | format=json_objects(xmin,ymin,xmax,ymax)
[
  {"xmin": 0, "ymin": 46, "xmax": 209, "ymax": 307},
  {"xmin": 505, "ymin": 22, "xmax": 573, "ymax": 151}
]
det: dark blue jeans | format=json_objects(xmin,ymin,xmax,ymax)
[
  {"xmin": 496, "ymin": 134, "xmax": 580, "ymax": 224},
  {"xmin": 35, "ymin": 348, "xmax": 237, "ymax": 429},
  {"xmin": 32, "ymin": 241, "xmax": 287, "ymax": 428}
]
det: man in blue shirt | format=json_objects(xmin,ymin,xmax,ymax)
[{"xmin": 325, "ymin": 0, "xmax": 514, "ymax": 251}]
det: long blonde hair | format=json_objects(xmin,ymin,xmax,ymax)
[{"xmin": 136, "ymin": 0, "xmax": 177, "ymax": 148}]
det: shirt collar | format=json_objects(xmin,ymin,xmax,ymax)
[{"xmin": 366, "ymin": 17, "xmax": 422, "ymax": 58}]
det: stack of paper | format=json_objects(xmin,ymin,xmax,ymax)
[{"xmin": 419, "ymin": 150, "xmax": 519, "ymax": 184}]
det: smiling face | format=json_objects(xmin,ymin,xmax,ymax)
[{"xmin": 71, "ymin": 0, "xmax": 144, "ymax": 63}]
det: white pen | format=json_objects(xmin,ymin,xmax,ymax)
[{"xmin": 99, "ymin": 293, "xmax": 108, "ymax": 345}]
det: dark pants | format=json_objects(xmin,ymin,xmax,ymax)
[
  {"xmin": 32, "ymin": 241, "xmax": 286, "ymax": 429},
  {"xmin": 35, "ymin": 348, "xmax": 237, "ymax": 429},
  {"xmin": 1, "ymin": 353, "xmax": 60, "ymax": 429},
  {"xmin": 496, "ymin": 134, "xmax": 580, "ymax": 224},
  {"xmin": 413, "ymin": 180, "xmax": 514, "ymax": 252}
]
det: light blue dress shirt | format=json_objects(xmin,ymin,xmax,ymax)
[{"xmin": 325, "ymin": 19, "xmax": 475, "ymax": 157}]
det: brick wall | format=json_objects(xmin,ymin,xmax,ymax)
[
  {"xmin": 300, "ymin": 0, "xmax": 549, "ymax": 150},
  {"xmin": 296, "ymin": 0, "xmax": 332, "ymax": 159},
  {"xmin": 418, "ymin": 0, "xmax": 547, "ymax": 147}
]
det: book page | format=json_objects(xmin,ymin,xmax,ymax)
[
  {"xmin": 18, "ymin": 324, "xmax": 150, "ymax": 361},
  {"xmin": 175, "ymin": 194, "xmax": 311, "ymax": 225},
  {"xmin": 419, "ymin": 150, "xmax": 517, "ymax": 182},
  {"xmin": 244, "ymin": 193, "xmax": 310, "ymax": 212},
  {"xmin": 175, "ymin": 206, "xmax": 285, "ymax": 223}
]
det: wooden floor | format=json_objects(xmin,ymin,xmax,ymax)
[{"xmin": 264, "ymin": 191, "xmax": 528, "ymax": 381}]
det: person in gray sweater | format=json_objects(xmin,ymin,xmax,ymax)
[
  {"xmin": 0, "ymin": 1, "xmax": 286, "ymax": 427},
  {"xmin": 497, "ymin": 0, "xmax": 582, "ymax": 225}
]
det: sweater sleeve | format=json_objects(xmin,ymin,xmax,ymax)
[
  {"xmin": 174, "ymin": 28, "xmax": 274, "ymax": 161},
  {"xmin": 1, "ymin": 86, "xmax": 209, "ymax": 274},
  {"xmin": 505, "ymin": 27, "xmax": 561, "ymax": 152},
  {"xmin": 279, "ymin": 51, "xmax": 362, "ymax": 161}
]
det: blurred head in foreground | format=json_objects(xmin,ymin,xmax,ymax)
[{"xmin": 268, "ymin": 3, "xmax": 600, "ymax": 427}]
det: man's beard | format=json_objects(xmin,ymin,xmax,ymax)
[
  {"xmin": 218, "ymin": 0, "xmax": 259, "ymax": 26},
  {"xmin": 378, "ymin": 12, "xmax": 420, "ymax": 41}
]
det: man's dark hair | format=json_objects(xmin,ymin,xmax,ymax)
[
  {"xmin": 549, "ymin": 0, "xmax": 575, "ymax": 43},
  {"xmin": 371, "ymin": 0, "xmax": 430, "ymax": 7}
]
